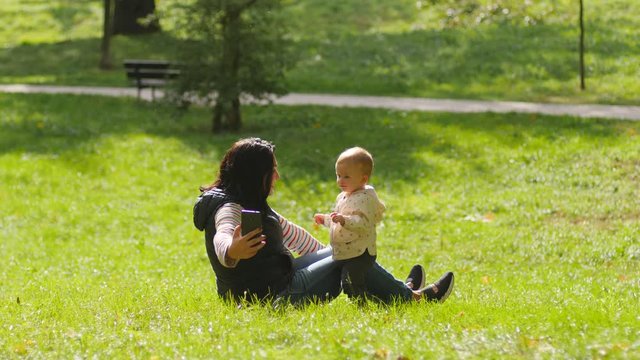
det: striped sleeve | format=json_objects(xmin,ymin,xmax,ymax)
[
  {"xmin": 277, "ymin": 212, "xmax": 325, "ymax": 255},
  {"xmin": 213, "ymin": 203, "xmax": 243, "ymax": 268}
]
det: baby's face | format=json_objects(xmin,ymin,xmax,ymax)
[{"xmin": 335, "ymin": 161, "xmax": 368, "ymax": 193}]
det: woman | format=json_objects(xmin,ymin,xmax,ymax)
[{"xmin": 193, "ymin": 137, "xmax": 454, "ymax": 304}]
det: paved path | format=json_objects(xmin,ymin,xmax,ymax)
[{"xmin": 1, "ymin": 84, "xmax": 638, "ymax": 121}]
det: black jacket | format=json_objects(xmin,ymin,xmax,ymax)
[{"xmin": 193, "ymin": 188, "xmax": 293, "ymax": 300}]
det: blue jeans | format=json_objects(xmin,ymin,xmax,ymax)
[{"xmin": 282, "ymin": 247, "xmax": 413, "ymax": 304}]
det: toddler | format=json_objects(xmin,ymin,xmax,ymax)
[{"xmin": 314, "ymin": 147, "xmax": 385, "ymax": 300}]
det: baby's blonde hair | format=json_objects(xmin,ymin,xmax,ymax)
[{"xmin": 337, "ymin": 147, "xmax": 374, "ymax": 176}]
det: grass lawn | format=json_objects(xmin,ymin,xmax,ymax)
[
  {"xmin": 1, "ymin": 93, "xmax": 639, "ymax": 358},
  {"xmin": 0, "ymin": 0, "xmax": 639, "ymax": 105}
]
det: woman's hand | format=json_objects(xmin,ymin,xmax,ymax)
[
  {"xmin": 227, "ymin": 226, "xmax": 266, "ymax": 260},
  {"xmin": 313, "ymin": 213, "xmax": 325, "ymax": 225}
]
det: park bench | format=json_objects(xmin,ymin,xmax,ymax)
[{"xmin": 123, "ymin": 59, "xmax": 180, "ymax": 100}]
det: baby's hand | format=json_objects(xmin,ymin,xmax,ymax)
[
  {"xmin": 330, "ymin": 212, "xmax": 345, "ymax": 226},
  {"xmin": 313, "ymin": 213, "xmax": 325, "ymax": 225}
]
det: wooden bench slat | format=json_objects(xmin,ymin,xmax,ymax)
[
  {"xmin": 125, "ymin": 70, "xmax": 180, "ymax": 78},
  {"xmin": 124, "ymin": 59, "xmax": 172, "ymax": 65}
]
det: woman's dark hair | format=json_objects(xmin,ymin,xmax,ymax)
[{"xmin": 201, "ymin": 138, "xmax": 276, "ymax": 208}]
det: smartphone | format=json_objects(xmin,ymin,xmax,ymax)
[{"xmin": 241, "ymin": 209, "xmax": 262, "ymax": 236}]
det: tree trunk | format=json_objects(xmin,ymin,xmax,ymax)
[
  {"xmin": 228, "ymin": 98, "xmax": 241, "ymax": 131},
  {"xmin": 212, "ymin": 102, "xmax": 223, "ymax": 133},
  {"xmin": 579, "ymin": 0, "xmax": 586, "ymax": 90},
  {"xmin": 211, "ymin": 97, "xmax": 242, "ymax": 133},
  {"xmin": 211, "ymin": 9, "xmax": 243, "ymax": 133},
  {"xmin": 99, "ymin": 0, "xmax": 114, "ymax": 70},
  {"xmin": 113, "ymin": 0, "xmax": 160, "ymax": 35}
]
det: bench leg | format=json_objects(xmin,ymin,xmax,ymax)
[
  {"xmin": 137, "ymin": 87, "xmax": 141, "ymax": 99},
  {"xmin": 151, "ymin": 87, "xmax": 156, "ymax": 101}
]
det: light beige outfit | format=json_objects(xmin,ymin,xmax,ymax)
[{"xmin": 321, "ymin": 185, "xmax": 386, "ymax": 260}]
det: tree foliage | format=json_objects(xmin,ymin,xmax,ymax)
[{"xmin": 173, "ymin": 0, "xmax": 293, "ymax": 133}]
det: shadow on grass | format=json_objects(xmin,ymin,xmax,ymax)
[
  {"xmin": 0, "ymin": 33, "xmax": 179, "ymax": 86},
  {"xmin": 0, "ymin": 93, "xmax": 631, "ymax": 186},
  {"xmin": 0, "ymin": 93, "xmax": 439, "ymax": 183}
]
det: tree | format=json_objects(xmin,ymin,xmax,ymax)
[
  {"xmin": 113, "ymin": 0, "xmax": 161, "ymax": 35},
  {"xmin": 579, "ymin": 0, "xmax": 586, "ymax": 90},
  {"xmin": 173, "ymin": 0, "xmax": 292, "ymax": 132},
  {"xmin": 99, "ymin": 0, "xmax": 114, "ymax": 70}
]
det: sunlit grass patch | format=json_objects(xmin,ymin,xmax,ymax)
[{"xmin": 1, "ymin": 93, "xmax": 639, "ymax": 357}]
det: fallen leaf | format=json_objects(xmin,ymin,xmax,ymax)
[
  {"xmin": 483, "ymin": 212, "xmax": 495, "ymax": 222},
  {"xmin": 374, "ymin": 348, "xmax": 389, "ymax": 359},
  {"xmin": 13, "ymin": 343, "xmax": 27, "ymax": 355},
  {"xmin": 524, "ymin": 337, "xmax": 539, "ymax": 348}
]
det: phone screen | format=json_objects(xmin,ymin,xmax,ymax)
[{"xmin": 241, "ymin": 209, "xmax": 262, "ymax": 235}]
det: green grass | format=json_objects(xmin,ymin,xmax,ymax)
[
  {"xmin": 1, "ymin": 93, "xmax": 639, "ymax": 358},
  {"xmin": 1, "ymin": 0, "xmax": 639, "ymax": 104}
]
